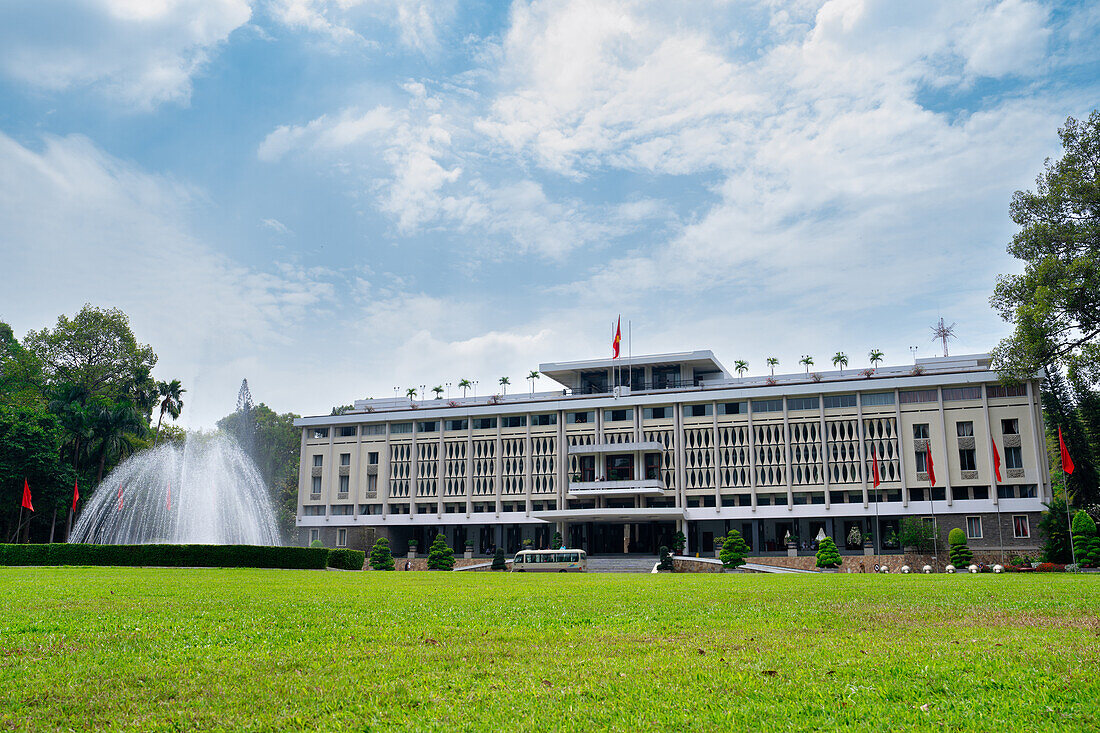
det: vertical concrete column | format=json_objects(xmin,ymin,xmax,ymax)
[
  {"xmin": 354, "ymin": 423, "xmax": 363, "ymax": 519},
  {"xmin": 857, "ymin": 393, "xmax": 868, "ymax": 507},
  {"xmin": 747, "ymin": 401, "xmax": 757, "ymax": 510},
  {"xmin": 982, "ymin": 385, "xmax": 998, "ymax": 507},
  {"xmin": 296, "ymin": 428, "xmax": 308, "ymax": 521},
  {"xmin": 1026, "ymin": 380, "xmax": 1047, "ymax": 498},
  {"xmin": 437, "ymin": 424, "xmax": 445, "ymax": 516},
  {"xmin": 712, "ymin": 401, "xmax": 720, "ymax": 512},
  {"xmin": 557, "ymin": 409, "xmax": 566, "ymax": 510},
  {"xmin": 524, "ymin": 419, "xmax": 533, "ymax": 514},
  {"xmin": 782, "ymin": 397, "xmax": 793, "ymax": 510},
  {"xmin": 895, "ymin": 389, "xmax": 908, "ymax": 508},
  {"xmin": 674, "ymin": 403, "xmax": 685, "ymax": 509},
  {"xmin": 466, "ymin": 420, "xmax": 473, "ymax": 516},
  {"xmin": 819, "ymin": 396, "xmax": 829, "ymax": 510},
  {"xmin": 381, "ymin": 423, "xmax": 391, "ymax": 518},
  {"xmin": 410, "ymin": 420, "xmax": 418, "ymax": 511},
  {"xmin": 937, "ymin": 387, "xmax": 953, "ymax": 506},
  {"xmin": 326, "ymin": 428, "xmax": 335, "ymax": 508},
  {"xmin": 494, "ymin": 420, "xmax": 503, "ymax": 515}
]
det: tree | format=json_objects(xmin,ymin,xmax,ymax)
[
  {"xmin": 734, "ymin": 360, "xmax": 748, "ymax": 380},
  {"xmin": 1039, "ymin": 497, "xmax": 1074, "ymax": 563},
  {"xmin": 991, "ymin": 111, "xmax": 1100, "ymax": 384},
  {"xmin": 527, "ymin": 370, "xmax": 540, "ymax": 395},
  {"xmin": 767, "ymin": 357, "xmax": 778, "ymax": 376},
  {"xmin": 799, "ymin": 355, "xmax": 814, "ymax": 374},
  {"xmin": 657, "ymin": 546, "xmax": 674, "ymax": 572},
  {"xmin": 499, "ymin": 376, "xmax": 510, "ymax": 395},
  {"xmin": 815, "ymin": 536, "xmax": 842, "ymax": 569},
  {"xmin": 899, "ymin": 516, "xmax": 938, "ymax": 554},
  {"xmin": 24, "ymin": 305, "xmax": 157, "ymax": 410},
  {"xmin": 0, "ymin": 322, "xmax": 45, "ymax": 409},
  {"xmin": 405, "ymin": 387, "xmax": 417, "ymax": 400},
  {"xmin": 719, "ymin": 529, "xmax": 749, "ymax": 568},
  {"xmin": 0, "ymin": 404, "xmax": 74, "ymax": 542},
  {"xmin": 427, "ymin": 533, "xmax": 455, "ymax": 570},
  {"xmin": 431, "ymin": 385, "xmax": 444, "ymax": 399},
  {"xmin": 868, "ymin": 349, "xmax": 884, "ymax": 371},
  {"xmin": 91, "ymin": 401, "xmax": 143, "ymax": 485},
  {"xmin": 369, "ymin": 537, "xmax": 396, "ymax": 571},
  {"xmin": 330, "ymin": 404, "xmax": 354, "ymax": 415},
  {"xmin": 948, "ymin": 527, "xmax": 973, "ymax": 566},
  {"xmin": 1041, "ymin": 369, "xmax": 1098, "ymax": 506},
  {"xmin": 832, "ymin": 352, "xmax": 848, "ymax": 374},
  {"xmin": 492, "ymin": 546, "xmax": 507, "ymax": 570},
  {"xmin": 153, "ymin": 379, "xmax": 185, "ymax": 446},
  {"xmin": 1071, "ymin": 510, "xmax": 1100, "ymax": 567},
  {"xmin": 672, "ymin": 530, "xmax": 686, "ymax": 554},
  {"xmin": 552, "ymin": 531, "xmax": 563, "ymax": 548},
  {"xmin": 458, "ymin": 379, "xmax": 472, "ymax": 397}
]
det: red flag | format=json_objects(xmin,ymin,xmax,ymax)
[
  {"xmin": 72, "ymin": 479, "xmax": 80, "ymax": 512},
  {"xmin": 1059, "ymin": 426, "xmax": 1075, "ymax": 475},
  {"xmin": 992, "ymin": 438, "xmax": 1002, "ymax": 483},
  {"xmin": 925, "ymin": 444, "xmax": 936, "ymax": 487},
  {"xmin": 612, "ymin": 316, "xmax": 621, "ymax": 359},
  {"xmin": 871, "ymin": 445, "xmax": 881, "ymax": 488},
  {"xmin": 118, "ymin": 484, "xmax": 124, "ymax": 511},
  {"xmin": 21, "ymin": 479, "xmax": 34, "ymax": 512}
]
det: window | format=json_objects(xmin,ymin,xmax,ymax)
[
  {"xmin": 943, "ymin": 387, "xmax": 981, "ymax": 401},
  {"xmin": 416, "ymin": 421, "xmax": 438, "ymax": 433},
  {"xmin": 445, "ymin": 419, "xmax": 468, "ymax": 431},
  {"xmin": 988, "ymin": 384, "xmax": 1027, "ymax": 398},
  {"xmin": 606, "ymin": 454, "xmax": 634, "ymax": 481},
  {"xmin": 473, "ymin": 417, "xmax": 497, "ymax": 430},
  {"xmin": 338, "ymin": 475, "xmax": 350, "ymax": 493},
  {"xmin": 388, "ymin": 503, "xmax": 410, "ymax": 514},
  {"xmin": 643, "ymin": 406, "xmax": 671, "ymax": 420},
  {"xmin": 302, "ymin": 505, "xmax": 325, "ymax": 516},
  {"xmin": 966, "ymin": 516, "xmax": 983, "ymax": 539},
  {"xmin": 1001, "ymin": 419, "xmax": 1019, "ymax": 435},
  {"xmin": 359, "ymin": 504, "xmax": 381, "ymax": 515},
  {"xmin": 720, "ymin": 402, "xmax": 746, "ymax": 415},
  {"xmin": 751, "ymin": 399, "xmax": 783, "ymax": 413},
  {"xmin": 367, "ymin": 474, "xmax": 377, "ymax": 493},
  {"xmin": 862, "ymin": 392, "xmax": 895, "ymax": 406},
  {"xmin": 1005, "ymin": 447, "xmax": 1023, "ymax": 470},
  {"xmin": 501, "ymin": 416, "xmax": 526, "ymax": 428},
  {"xmin": 1013, "ymin": 515, "xmax": 1030, "ymax": 538},
  {"xmin": 340, "ymin": 453, "xmax": 351, "ymax": 466},
  {"xmin": 972, "ymin": 486, "xmax": 989, "ymax": 500},
  {"xmin": 390, "ymin": 422, "xmax": 413, "ymax": 434},
  {"xmin": 338, "ymin": 426, "xmax": 356, "ymax": 437},
  {"xmin": 913, "ymin": 424, "xmax": 929, "ymax": 440},
  {"xmin": 683, "ymin": 404, "xmax": 712, "ymax": 418},
  {"xmin": 956, "ymin": 421, "xmax": 974, "ymax": 437},
  {"xmin": 604, "ymin": 409, "xmax": 633, "ymax": 422},
  {"xmin": 309, "ymin": 529, "xmax": 319, "ymax": 544},
  {"xmin": 362, "ymin": 424, "xmax": 385, "ymax": 435},
  {"xmin": 330, "ymin": 504, "xmax": 353, "ymax": 516},
  {"xmin": 311, "ymin": 476, "xmax": 322, "ymax": 494},
  {"xmin": 531, "ymin": 414, "xmax": 556, "ymax": 426},
  {"xmin": 567, "ymin": 411, "xmax": 594, "ymax": 424},
  {"xmin": 312, "ymin": 455, "xmax": 324, "ymax": 467},
  {"xmin": 368, "ymin": 451, "xmax": 379, "ymax": 465},
  {"xmin": 310, "ymin": 428, "xmax": 329, "ymax": 439},
  {"xmin": 787, "ymin": 397, "xmax": 819, "ymax": 411},
  {"xmin": 823, "ymin": 394, "xmax": 857, "ymax": 409},
  {"xmin": 336, "ymin": 529, "xmax": 347, "ymax": 547},
  {"xmin": 915, "ymin": 451, "xmax": 927, "ymax": 472},
  {"xmin": 899, "ymin": 389, "xmax": 937, "ymax": 404}
]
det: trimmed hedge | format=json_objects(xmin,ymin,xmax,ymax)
[
  {"xmin": 327, "ymin": 548, "xmax": 366, "ymax": 570},
  {"xmin": 0, "ymin": 544, "xmax": 332, "ymax": 569}
]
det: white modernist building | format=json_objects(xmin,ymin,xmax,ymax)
[{"xmin": 294, "ymin": 350, "xmax": 1048, "ymax": 557}]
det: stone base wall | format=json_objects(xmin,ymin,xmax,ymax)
[
  {"xmin": 745, "ymin": 553, "xmax": 1008, "ymax": 572},
  {"xmin": 673, "ymin": 558, "xmax": 723, "ymax": 573},
  {"xmin": 390, "ymin": 557, "xmax": 489, "ymax": 571}
]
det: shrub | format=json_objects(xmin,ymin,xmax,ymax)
[
  {"xmin": 491, "ymin": 547, "xmax": 506, "ymax": 571},
  {"xmin": 899, "ymin": 517, "xmax": 937, "ymax": 554},
  {"xmin": 657, "ymin": 546, "xmax": 674, "ymax": 572},
  {"xmin": 328, "ymin": 549, "xmax": 365, "ymax": 570},
  {"xmin": 815, "ymin": 536, "xmax": 842, "ymax": 569},
  {"xmin": 0, "ymin": 544, "xmax": 329, "ymax": 569},
  {"xmin": 719, "ymin": 530, "xmax": 749, "ymax": 568},
  {"xmin": 369, "ymin": 538, "xmax": 395, "ymax": 571},
  {"xmin": 672, "ymin": 531, "xmax": 686, "ymax": 554},
  {"xmin": 552, "ymin": 531, "xmax": 563, "ymax": 549},
  {"xmin": 310, "ymin": 540, "xmax": 325, "ymax": 548},
  {"xmin": 427, "ymin": 534, "xmax": 454, "ymax": 571},
  {"xmin": 948, "ymin": 527, "xmax": 973, "ymax": 566},
  {"xmin": 1039, "ymin": 498, "xmax": 1073, "ymax": 563},
  {"xmin": 1035, "ymin": 562, "xmax": 1066, "ymax": 573},
  {"xmin": 1071, "ymin": 510, "xmax": 1100, "ymax": 567}
]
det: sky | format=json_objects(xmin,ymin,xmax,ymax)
[{"xmin": 0, "ymin": 0, "xmax": 1098, "ymax": 428}]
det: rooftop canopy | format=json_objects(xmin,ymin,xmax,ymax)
[{"xmin": 538, "ymin": 349, "xmax": 728, "ymax": 389}]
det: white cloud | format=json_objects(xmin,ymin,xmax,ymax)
[
  {"xmin": 0, "ymin": 0, "xmax": 252, "ymax": 109},
  {"xmin": 267, "ymin": 0, "xmax": 454, "ymax": 52},
  {"xmin": 959, "ymin": 0, "xmax": 1051, "ymax": 77}
]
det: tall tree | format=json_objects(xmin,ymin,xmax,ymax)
[
  {"xmin": 153, "ymin": 379, "xmax": 185, "ymax": 446},
  {"xmin": 0, "ymin": 405, "xmax": 74, "ymax": 542},
  {"xmin": 0, "ymin": 322, "xmax": 45, "ymax": 409},
  {"xmin": 92, "ymin": 401, "xmax": 144, "ymax": 485},
  {"xmin": 991, "ymin": 111, "xmax": 1100, "ymax": 383},
  {"xmin": 1042, "ymin": 369, "xmax": 1099, "ymax": 505}
]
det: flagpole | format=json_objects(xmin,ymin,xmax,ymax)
[
  {"xmin": 1059, "ymin": 426, "xmax": 1078, "ymax": 569},
  {"xmin": 927, "ymin": 453, "xmax": 938, "ymax": 565}
]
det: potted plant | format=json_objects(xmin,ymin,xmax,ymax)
[
  {"xmin": 463, "ymin": 539, "xmax": 474, "ymax": 559},
  {"xmin": 571, "ymin": 472, "xmax": 582, "ymax": 483},
  {"xmin": 714, "ymin": 536, "xmax": 724, "ymax": 559},
  {"xmin": 672, "ymin": 530, "xmax": 686, "ymax": 556},
  {"xmin": 846, "ymin": 526, "xmax": 863, "ymax": 550},
  {"xmin": 407, "ymin": 540, "xmax": 418, "ymax": 559},
  {"xmin": 785, "ymin": 531, "xmax": 798, "ymax": 557},
  {"xmin": 522, "ymin": 538, "xmax": 534, "ymax": 550},
  {"xmin": 883, "ymin": 529, "xmax": 899, "ymax": 550},
  {"xmin": 863, "ymin": 531, "xmax": 875, "ymax": 556}
]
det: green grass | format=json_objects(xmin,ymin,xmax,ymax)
[{"xmin": 0, "ymin": 570, "xmax": 1097, "ymax": 731}]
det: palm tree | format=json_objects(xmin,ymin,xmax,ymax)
[
  {"xmin": 869, "ymin": 348, "xmax": 884, "ymax": 371},
  {"xmin": 432, "ymin": 385, "xmax": 444, "ymax": 399},
  {"xmin": 799, "ymin": 355, "xmax": 814, "ymax": 374},
  {"xmin": 499, "ymin": 376, "xmax": 510, "ymax": 396},
  {"xmin": 405, "ymin": 387, "xmax": 417, "ymax": 400},
  {"xmin": 458, "ymin": 379, "xmax": 472, "ymax": 397},
  {"xmin": 767, "ymin": 357, "xmax": 778, "ymax": 376},
  {"xmin": 93, "ymin": 401, "xmax": 144, "ymax": 484},
  {"xmin": 527, "ymin": 370, "xmax": 540, "ymax": 395},
  {"xmin": 153, "ymin": 379, "xmax": 185, "ymax": 446},
  {"xmin": 734, "ymin": 360, "xmax": 748, "ymax": 381},
  {"xmin": 832, "ymin": 351, "xmax": 848, "ymax": 374},
  {"xmin": 49, "ymin": 385, "xmax": 93, "ymax": 471}
]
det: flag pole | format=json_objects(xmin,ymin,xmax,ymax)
[
  {"xmin": 928, "ymin": 457, "xmax": 938, "ymax": 565},
  {"xmin": 1062, "ymin": 458, "xmax": 1077, "ymax": 571}
]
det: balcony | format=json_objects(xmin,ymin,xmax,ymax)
[
  {"xmin": 567, "ymin": 478, "xmax": 666, "ymax": 497},
  {"xmin": 567, "ymin": 441, "xmax": 665, "ymax": 455}
]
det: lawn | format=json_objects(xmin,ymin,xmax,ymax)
[{"xmin": 0, "ymin": 569, "xmax": 1097, "ymax": 731}]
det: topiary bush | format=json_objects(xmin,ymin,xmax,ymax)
[
  {"xmin": 491, "ymin": 546, "xmax": 506, "ymax": 571},
  {"xmin": 948, "ymin": 527, "xmax": 973, "ymax": 566},
  {"xmin": 327, "ymin": 548, "xmax": 366, "ymax": 570},
  {"xmin": 369, "ymin": 537, "xmax": 395, "ymax": 571},
  {"xmin": 815, "ymin": 536, "xmax": 842, "ymax": 569},
  {"xmin": 427, "ymin": 533, "xmax": 455, "ymax": 571},
  {"xmin": 657, "ymin": 545, "xmax": 674, "ymax": 572},
  {"xmin": 1071, "ymin": 510, "xmax": 1100, "ymax": 567},
  {"xmin": 672, "ymin": 531, "xmax": 686, "ymax": 555},
  {"xmin": 310, "ymin": 540, "xmax": 325, "ymax": 548},
  {"xmin": 719, "ymin": 530, "xmax": 749, "ymax": 568}
]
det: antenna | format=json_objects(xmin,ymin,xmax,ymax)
[{"xmin": 930, "ymin": 318, "xmax": 956, "ymax": 357}]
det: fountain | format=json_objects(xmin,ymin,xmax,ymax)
[{"xmin": 69, "ymin": 433, "xmax": 280, "ymax": 546}]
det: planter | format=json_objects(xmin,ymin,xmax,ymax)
[
  {"xmin": 407, "ymin": 548, "xmax": 418, "ymax": 560},
  {"xmin": 786, "ymin": 543, "xmax": 797, "ymax": 558},
  {"xmin": 721, "ymin": 566, "xmax": 745, "ymax": 573},
  {"xmin": 819, "ymin": 567, "xmax": 840, "ymax": 573},
  {"xmin": 463, "ymin": 549, "xmax": 474, "ymax": 559},
  {"xmin": 863, "ymin": 543, "xmax": 874, "ymax": 556},
  {"xmin": 714, "ymin": 549, "xmax": 723, "ymax": 559}
]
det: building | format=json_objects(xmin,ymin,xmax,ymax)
[{"xmin": 293, "ymin": 350, "xmax": 1048, "ymax": 557}]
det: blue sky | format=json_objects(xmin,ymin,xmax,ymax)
[{"xmin": 1, "ymin": 0, "xmax": 1097, "ymax": 427}]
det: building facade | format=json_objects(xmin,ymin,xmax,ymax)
[{"xmin": 293, "ymin": 350, "xmax": 1048, "ymax": 557}]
